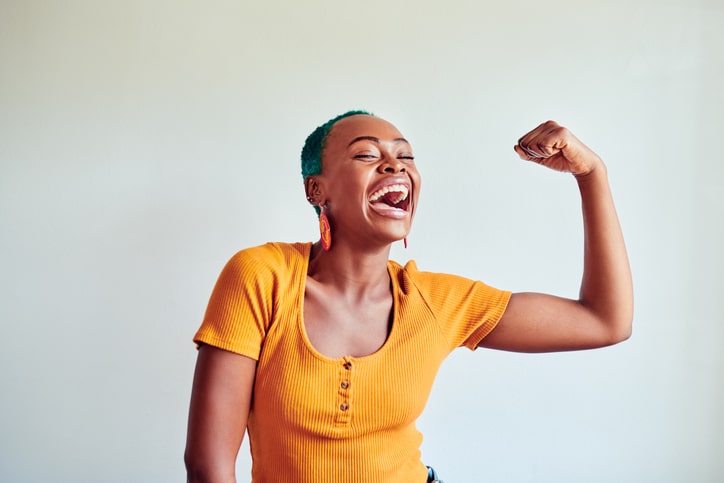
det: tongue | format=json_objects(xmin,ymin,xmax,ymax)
[{"xmin": 380, "ymin": 191, "xmax": 402, "ymax": 207}]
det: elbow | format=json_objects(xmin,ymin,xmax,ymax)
[
  {"xmin": 184, "ymin": 452, "xmax": 204, "ymax": 483},
  {"xmin": 585, "ymin": 297, "xmax": 633, "ymax": 348},
  {"xmin": 603, "ymin": 314, "xmax": 633, "ymax": 346},
  {"xmin": 611, "ymin": 325, "xmax": 632, "ymax": 345}
]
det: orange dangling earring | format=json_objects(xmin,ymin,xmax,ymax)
[{"xmin": 319, "ymin": 211, "xmax": 332, "ymax": 251}]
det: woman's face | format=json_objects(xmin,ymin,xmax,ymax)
[{"xmin": 311, "ymin": 114, "xmax": 421, "ymax": 250}]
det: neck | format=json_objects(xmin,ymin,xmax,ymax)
[{"xmin": 307, "ymin": 241, "xmax": 391, "ymax": 296}]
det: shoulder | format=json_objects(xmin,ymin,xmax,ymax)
[
  {"xmin": 224, "ymin": 242, "xmax": 310, "ymax": 274},
  {"xmin": 391, "ymin": 258, "xmax": 510, "ymax": 312},
  {"xmin": 391, "ymin": 259, "xmax": 511, "ymax": 349},
  {"xmin": 214, "ymin": 242, "xmax": 310, "ymax": 290},
  {"xmin": 392, "ymin": 259, "xmax": 478, "ymax": 293}
]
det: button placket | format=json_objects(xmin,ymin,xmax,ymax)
[{"xmin": 335, "ymin": 357, "xmax": 354, "ymax": 425}]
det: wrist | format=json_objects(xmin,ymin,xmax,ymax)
[{"xmin": 574, "ymin": 157, "xmax": 607, "ymax": 181}]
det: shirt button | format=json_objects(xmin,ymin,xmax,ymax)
[
  {"xmin": 340, "ymin": 403, "xmax": 349, "ymax": 411},
  {"xmin": 340, "ymin": 381, "xmax": 349, "ymax": 389},
  {"xmin": 343, "ymin": 362, "xmax": 352, "ymax": 370}
]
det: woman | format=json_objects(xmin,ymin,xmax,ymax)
[{"xmin": 184, "ymin": 111, "xmax": 633, "ymax": 482}]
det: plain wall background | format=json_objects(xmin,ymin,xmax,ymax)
[{"xmin": 1, "ymin": 0, "xmax": 722, "ymax": 481}]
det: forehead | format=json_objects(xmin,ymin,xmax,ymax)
[{"xmin": 325, "ymin": 115, "xmax": 406, "ymax": 148}]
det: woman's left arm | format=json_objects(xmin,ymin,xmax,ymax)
[{"xmin": 479, "ymin": 121, "xmax": 633, "ymax": 352}]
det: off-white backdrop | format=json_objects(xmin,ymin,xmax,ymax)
[{"xmin": 1, "ymin": 0, "xmax": 722, "ymax": 482}]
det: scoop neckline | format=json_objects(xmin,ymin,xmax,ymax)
[{"xmin": 296, "ymin": 242, "xmax": 399, "ymax": 364}]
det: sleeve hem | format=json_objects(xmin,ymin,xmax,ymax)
[
  {"xmin": 464, "ymin": 290, "xmax": 513, "ymax": 351},
  {"xmin": 193, "ymin": 334, "xmax": 261, "ymax": 361}
]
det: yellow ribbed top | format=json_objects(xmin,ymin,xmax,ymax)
[{"xmin": 194, "ymin": 242, "xmax": 510, "ymax": 483}]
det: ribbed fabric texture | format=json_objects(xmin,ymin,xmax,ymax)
[{"xmin": 194, "ymin": 242, "xmax": 511, "ymax": 483}]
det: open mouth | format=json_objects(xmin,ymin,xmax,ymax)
[{"xmin": 369, "ymin": 183, "xmax": 410, "ymax": 213}]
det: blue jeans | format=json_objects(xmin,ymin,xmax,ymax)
[{"xmin": 426, "ymin": 466, "xmax": 443, "ymax": 483}]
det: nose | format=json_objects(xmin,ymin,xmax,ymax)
[{"xmin": 378, "ymin": 157, "xmax": 406, "ymax": 174}]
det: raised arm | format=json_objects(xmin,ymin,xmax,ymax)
[
  {"xmin": 185, "ymin": 345, "xmax": 257, "ymax": 482},
  {"xmin": 480, "ymin": 121, "xmax": 633, "ymax": 352}
]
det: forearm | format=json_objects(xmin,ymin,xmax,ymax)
[
  {"xmin": 185, "ymin": 415, "xmax": 240, "ymax": 483},
  {"xmin": 186, "ymin": 464, "xmax": 236, "ymax": 483},
  {"xmin": 576, "ymin": 164, "xmax": 633, "ymax": 339}
]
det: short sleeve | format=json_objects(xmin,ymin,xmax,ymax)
[
  {"xmin": 193, "ymin": 246, "xmax": 283, "ymax": 360},
  {"xmin": 401, "ymin": 261, "xmax": 511, "ymax": 350}
]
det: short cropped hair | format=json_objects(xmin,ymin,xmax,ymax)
[
  {"xmin": 301, "ymin": 109, "xmax": 373, "ymax": 179},
  {"xmin": 301, "ymin": 110, "xmax": 373, "ymax": 215}
]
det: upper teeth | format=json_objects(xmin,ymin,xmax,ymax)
[{"xmin": 369, "ymin": 184, "xmax": 409, "ymax": 204}]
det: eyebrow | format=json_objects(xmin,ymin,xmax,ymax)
[{"xmin": 347, "ymin": 136, "xmax": 410, "ymax": 147}]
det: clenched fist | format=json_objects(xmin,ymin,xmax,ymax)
[{"xmin": 515, "ymin": 121, "xmax": 603, "ymax": 176}]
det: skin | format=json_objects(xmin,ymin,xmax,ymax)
[{"xmin": 184, "ymin": 115, "xmax": 634, "ymax": 481}]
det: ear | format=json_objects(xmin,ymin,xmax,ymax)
[{"xmin": 304, "ymin": 176, "xmax": 325, "ymax": 206}]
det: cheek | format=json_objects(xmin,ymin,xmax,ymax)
[
  {"xmin": 329, "ymin": 173, "xmax": 370, "ymax": 206},
  {"xmin": 410, "ymin": 170, "xmax": 422, "ymax": 193},
  {"xmin": 411, "ymin": 173, "xmax": 421, "ymax": 209}
]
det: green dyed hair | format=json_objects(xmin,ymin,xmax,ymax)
[{"xmin": 301, "ymin": 110, "xmax": 373, "ymax": 214}]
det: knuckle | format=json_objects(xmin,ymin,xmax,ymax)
[{"xmin": 554, "ymin": 126, "xmax": 570, "ymax": 137}]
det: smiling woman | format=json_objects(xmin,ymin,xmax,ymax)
[
  {"xmin": 304, "ymin": 113, "xmax": 421, "ymax": 251},
  {"xmin": 184, "ymin": 111, "xmax": 633, "ymax": 483}
]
